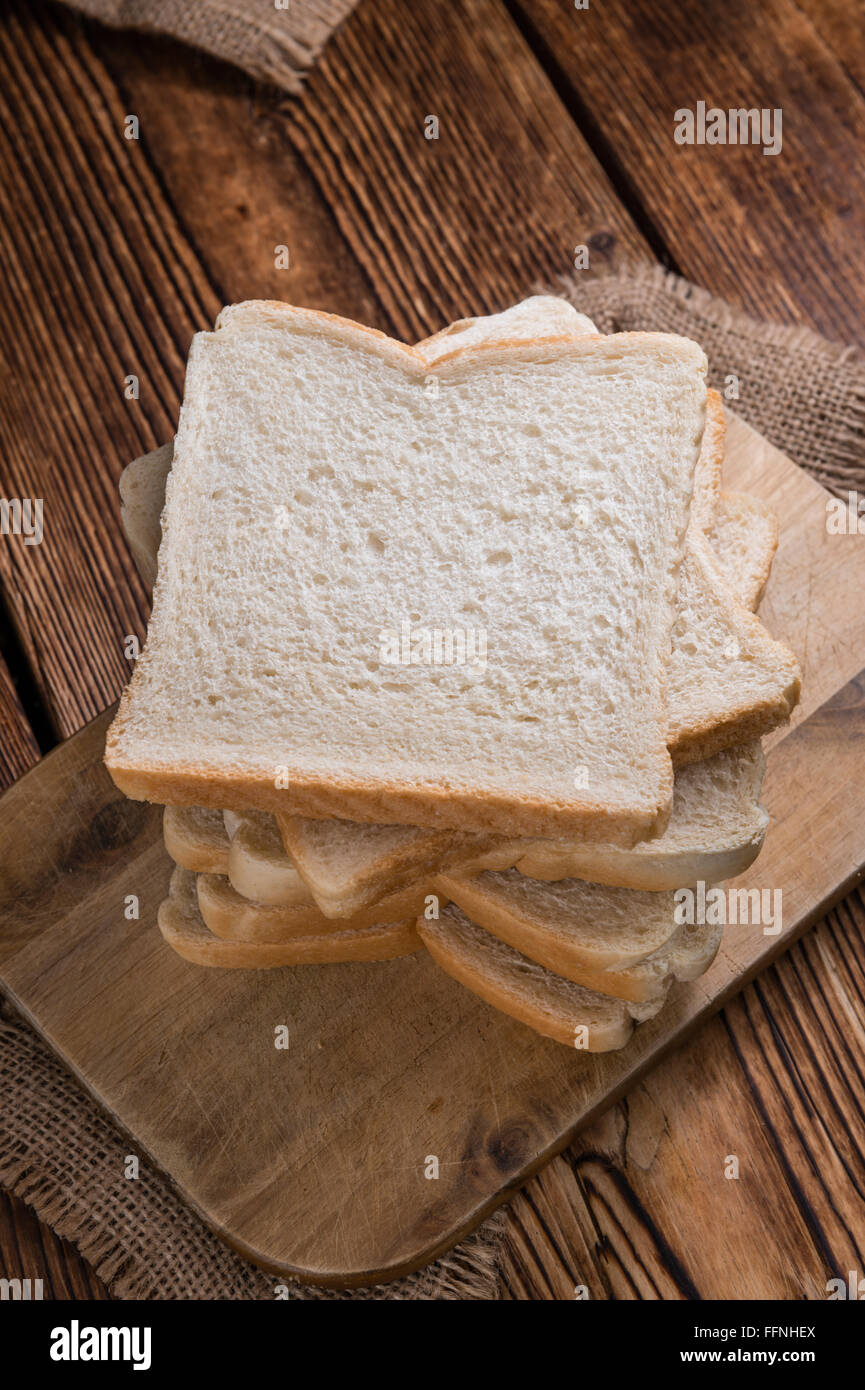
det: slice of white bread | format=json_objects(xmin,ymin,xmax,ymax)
[
  {"xmin": 663, "ymin": 384, "xmax": 798, "ymax": 764},
  {"xmin": 418, "ymin": 905, "xmax": 660, "ymax": 1051},
  {"xmin": 437, "ymin": 870, "xmax": 680, "ymax": 973},
  {"xmin": 419, "ymin": 295, "xmax": 600, "ymax": 360},
  {"xmin": 196, "ymin": 870, "xmax": 438, "ymax": 943},
  {"xmin": 709, "ymin": 491, "xmax": 778, "ymax": 612},
  {"xmin": 434, "ymin": 869, "xmax": 721, "ymax": 1002},
  {"xmin": 163, "ymin": 805, "xmax": 229, "ymax": 875},
  {"xmin": 274, "ymin": 816, "xmax": 510, "ymax": 919},
  {"xmin": 227, "ymin": 809, "xmax": 314, "ymax": 906},
  {"xmin": 666, "ymin": 534, "xmax": 798, "ymax": 765},
  {"xmin": 106, "ymin": 304, "xmax": 710, "ymax": 841},
  {"xmin": 120, "ymin": 442, "xmax": 173, "ymax": 591},
  {"xmin": 159, "ymin": 867, "xmax": 421, "ymax": 967}
]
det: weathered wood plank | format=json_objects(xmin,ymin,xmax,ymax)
[
  {"xmin": 793, "ymin": 0, "xmax": 865, "ymax": 94},
  {"xmin": 510, "ymin": 0, "xmax": 865, "ymax": 345},
  {"xmin": 0, "ymin": 2, "xmax": 197, "ymax": 733},
  {"xmin": 281, "ymin": 0, "xmax": 651, "ymax": 342},
  {"xmin": 0, "ymin": 653, "xmax": 39, "ymax": 789},
  {"xmin": 95, "ymin": 30, "xmax": 386, "ymax": 334}
]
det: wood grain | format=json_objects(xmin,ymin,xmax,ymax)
[
  {"xmin": 0, "ymin": 654, "xmax": 39, "ymax": 790},
  {"xmin": 0, "ymin": 1186, "xmax": 112, "ymax": 1301},
  {"xmin": 96, "ymin": 30, "xmax": 385, "ymax": 333},
  {"xmin": 499, "ymin": 892, "xmax": 865, "ymax": 1300},
  {"xmin": 281, "ymin": 0, "xmax": 651, "ymax": 342},
  {"xmin": 509, "ymin": 0, "xmax": 865, "ymax": 346},
  {"xmin": 499, "ymin": 1003, "xmax": 831, "ymax": 1300},
  {"xmin": 2, "ymin": 424, "xmax": 864, "ymax": 1287},
  {"xmin": 0, "ymin": 1, "xmax": 196, "ymax": 734},
  {"xmin": 793, "ymin": 0, "xmax": 865, "ymax": 94}
]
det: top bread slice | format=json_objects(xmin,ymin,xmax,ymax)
[
  {"xmin": 117, "ymin": 298, "xmax": 796, "ymax": 770},
  {"xmin": 106, "ymin": 303, "xmax": 709, "ymax": 842}
]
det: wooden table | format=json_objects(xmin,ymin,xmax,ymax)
[{"xmin": 1, "ymin": 0, "xmax": 864, "ymax": 1300}]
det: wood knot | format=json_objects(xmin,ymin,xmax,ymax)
[
  {"xmin": 587, "ymin": 230, "xmax": 617, "ymax": 256},
  {"xmin": 486, "ymin": 1123, "xmax": 530, "ymax": 1172}
]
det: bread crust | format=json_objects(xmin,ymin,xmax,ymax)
[
  {"xmin": 196, "ymin": 871, "xmax": 437, "ymax": 941},
  {"xmin": 159, "ymin": 897, "xmax": 421, "ymax": 967},
  {"xmin": 107, "ymin": 750, "xmax": 674, "ymax": 844},
  {"xmin": 158, "ymin": 867, "xmax": 421, "ymax": 966},
  {"xmin": 418, "ymin": 907, "xmax": 637, "ymax": 1050}
]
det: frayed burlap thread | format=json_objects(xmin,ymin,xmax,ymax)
[{"xmin": 62, "ymin": 0, "xmax": 358, "ymax": 92}]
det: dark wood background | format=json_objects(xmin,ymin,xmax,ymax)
[{"xmin": 1, "ymin": 0, "xmax": 864, "ymax": 1299}]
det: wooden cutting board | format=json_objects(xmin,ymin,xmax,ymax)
[{"xmin": 1, "ymin": 412, "xmax": 864, "ymax": 1288}]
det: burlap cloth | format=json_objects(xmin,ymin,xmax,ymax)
[
  {"xmin": 2, "ymin": 270, "xmax": 864, "ymax": 1299},
  {"xmin": 61, "ymin": 0, "xmax": 359, "ymax": 91}
]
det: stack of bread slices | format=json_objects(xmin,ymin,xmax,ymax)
[{"xmin": 108, "ymin": 297, "xmax": 800, "ymax": 1053}]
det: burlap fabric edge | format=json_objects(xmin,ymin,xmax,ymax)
[{"xmin": 62, "ymin": 0, "xmax": 359, "ymax": 94}]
